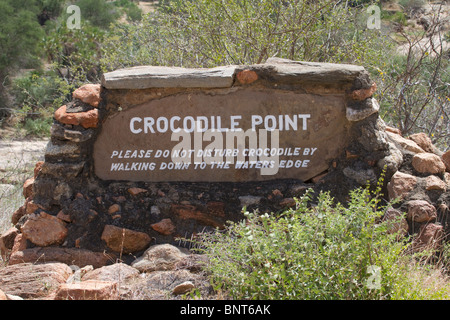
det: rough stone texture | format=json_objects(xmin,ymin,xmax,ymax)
[
  {"xmin": 412, "ymin": 223, "xmax": 444, "ymax": 252},
  {"xmin": 21, "ymin": 212, "xmax": 68, "ymax": 247},
  {"xmin": 54, "ymin": 280, "xmax": 118, "ymax": 300},
  {"xmin": 0, "ymin": 263, "xmax": 72, "ymax": 299},
  {"xmin": 54, "ymin": 105, "xmax": 99, "ymax": 128},
  {"xmin": 386, "ymin": 131, "xmax": 425, "ymax": 154},
  {"xmin": 72, "ymin": 84, "xmax": 101, "ymax": 107},
  {"xmin": 151, "ymin": 218, "xmax": 176, "ymax": 235},
  {"xmin": 102, "ymin": 65, "xmax": 237, "ymax": 89},
  {"xmin": 0, "ymin": 289, "xmax": 7, "ymax": 300},
  {"xmin": 425, "ymin": 175, "xmax": 446, "ymax": 191},
  {"xmin": 131, "ymin": 244, "xmax": 189, "ymax": 272},
  {"xmin": 101, "ymin": 224, "xmax": 151, "ymax": 254},
  {"xmin": 0, "ymin": 227, "xmax": 19, "ymax": 259},
  {"xmin": 412, "ymin": 153, "xmax": 446, "ymax": 174},
  {"xmin": 172, "ymin": 281, "xmax": 195, "ymax": 295},
  {"xmin": 171, "ymin": 204, "xmax": 224, "ymax": 228},
  {"xmin": 23, "ymin": 177, "xmax": 34, "ymax": 199},
  {"xmin": 387, "ymin": 171, "xmax": 418, "ymax": 200},
  {"xmin": 443, "ymin": 150, "xmax": 450, "ymax": 172},
  {"xmin": 408, "ymin": 133, "xmax": 440, "ymax": 154},
  {"xmin": 8, "ymin": 247, "xmax": 112, "ymax": 268},
  {"xmin": 81, "ymin": 263, "xmax": 139, "ymax": 283},
  {"xmin": 350, "ymin": 82, "xmax": 377, "ymax": 101},
  {"xmin": 382, "ymin": 208, "xmax": 409, "ymax": 237},
  {"xmin": 236, "ymin": 69, "xmax": 258, "ymax": 85},
  {"xmin": 346, "ymin": 98, "xmax": 380, "ymax": 122},
  {"xmin": 406, "ymin": 200, "xmax": 437, "ymax": 223}
]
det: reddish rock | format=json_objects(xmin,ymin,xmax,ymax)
[
  {"xmin": 72, "ymin": 83, "xmax": 102, "ymax": 107},
  {"xmin": 236, "ymin": 69, "xmax": 258, "ymax": 85},
  {"xmin": 34, "ymin": 161, "xmax": 44, "ymax": 178},
  {"xmin": 0, "ymin": 227, "xmax": 19, "ymax": 259},
  {"xmin": 280, "ymin": 197, "xmax": 296, "ymax": 208},
  {"xmin": 0, "ymin": 289, "xmax": 7, "ymax": 300},
  {"xmin": 425, "ymin": 175, "xmax": 446, "ymax": 191},
  {"xmin": 21, "ymin": 212, "xmax": 68, "ymax": 247},
  {"xmin": 10, "ymin": 233, "xmax": 27, "ymax": 256},
  {"xmin": 387, "ymin": 171, "xmax": 417, "ymax": 200},
  {"xmin": 25, "ymin": 198, "xmax": 40, "ymax": 214},
  {"xmin": 172, "ymin": 281, "xmax": 195, "ymax": 295},
  {"xmin": 54, "ymin": 105, "xmax": 99, "ymax": 128},
  {"xmin": 386, "ymin": 131, "xmax": 425, "ymax": 154},
  {"xmin": 408, "ymin": 133, "xmax": 436, "ymax": 154},
  {"xmin": 101, "ymin": 225, "xmax": 151, "ymax": 254},
  {"xmin": 108, "ymin": 204, "xmax": 121, "ymax": 214},
  {"xmin": 412, "ymin": 153, "xmax": 446, "ymax": 174},
  {"xmin": 406, "ymin": 200, "xmax": 437, "ymax": 223},
  {"xmin": 11, "ymin": 203, "xmax": 26, "ymax": 225},
  {"xmin": 413, "ymin": 223, "xmax": 444, "ymax": 252},
  {"xmin": 22, "ymin": 177, "xmax": 34, "ymax": 199},
  {"xmin": 56, "ymin": 210, "xmax": 72, "ymax": 223},
  {"xmin": 0, "ymin": 262, "xmax": 72, "ymax": 299},
  {"xmin": 151, "ymin": 218, "xmax": 176, "ymax": 235},
  {"xmin": 127, "ymin": 187, "xmax": 147, "ymax": 196},
  {"xmin": 54, "ymin": 280, "xmax": 118, "ymax": 300},
  {"xmin": 171, "ymin": 204, "xmax": 224, "ymax": 228},
  {"xmin": 350, "ymin": 82, "xmax": 377, "ymax": 101},
  {"xmin": 443, "ymin": 150, "xmax": 450, "ymax": 172},
  {"xmin": 8, "ymin": 247, "xmax": 112, "ymax": 268},
  {"xmin": 131, "ymin": 243, "xmax": 189, "ymax": 272}
]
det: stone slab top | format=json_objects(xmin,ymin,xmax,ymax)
[{"xmin": 101, "ymin": 58, "xmax": 367, "ymax": 90}]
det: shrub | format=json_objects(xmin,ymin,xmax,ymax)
[{"xmin": 194, "ymin": 186, "xmax": 416, "ymax": 300}]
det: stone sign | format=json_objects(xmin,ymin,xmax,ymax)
[
  {"xmin": 4, "ymin": 58, "xmax": 398, "ymax": 260},
  {"xmin": 94, "ymin": 89, "xmax": 349, "ymax": 182}
]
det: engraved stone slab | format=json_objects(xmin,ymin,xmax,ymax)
[{"xmin": 94, "ymin": 88, "xmax": 349, "ymax": 182}]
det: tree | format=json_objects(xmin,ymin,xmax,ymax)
[{"xmin": 0, "ymin": 0, "xmax": 44, "ymax": 117}]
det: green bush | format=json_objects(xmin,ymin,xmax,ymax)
[
  {"xmin": 195, "ymin": 186, "xmax": 410, "ymax": 299},
  {"xmin": 194, "ymin": 185, "xmax": 450, "ymax": 299}
]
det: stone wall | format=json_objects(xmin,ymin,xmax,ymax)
[{"xmin": 2, "ymin": 58, "xmax": 449, "ymax": 266}]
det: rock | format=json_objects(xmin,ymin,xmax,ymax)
[
  {"xmin": 0, "ymin": 262, "xmax": 72, "ymax": 299},
  {"xmin": 127, "ymin": 187, "xmax": 147, "ymax": 196},
  {"xmin": 236, "ymin": 69, "xmax": 258, "ymax": 85},
  {"xmin": 412, "ymin": 223, "xmax": 444, "ymax": 252},
  {"xmin": 343, "ymin": 167, "xmax": 377, "ymax": 185},
  {"xmin": 406, "ymin": 200, "xmax": 437, "ymax": 223},
  {"xmin": 66, "ymin": 265, "xmax": 94, "ymax": 283},
  {"xmin": 386, "ymin": 131, "xmax": 425, "ymax": 154},
  {"xmin": 54, "ymin": 280, "xmax": 118, "ymax": 300},
  {"xmin": 172, "ymin": 281, "xmax": 195, "ymax": 295},
  {"xmin": 108, "ymin": 204, "xmax": 121, "ymax": 214},
  {"xmin": 101, "ymin": 225, "xmax": 151, "ymax": 254},
  {"xmin": 350, "ymin": 82, "xmax": 377, "ymax": 101},
  {"xmin": 11, "ymin": 203, "xmax": 26, "ymax": 225},
  {"xmin": 279, "ymin": 197, "xmax": 296, "ymax": 208},
  {"xmin": 151, "ymin": 218, "xmax": 176, "ymax": 235},
  {"xmin": 408, "ymin": 133, "xmax": 440, "ymax": 155},
  {"xmin": 0, "ymin": 289, "xmax": 7, "ymax": 300},
  {"xmin": 443, "ymin": 150, "xmax": 450, "ymax": 172},
  {"xmin": 56, "ymin": 210, "xmax": 72, "ymax": 223},
  {"xmin": 382, "ymin": 208, "xmax": 408, "ymax": 237},
  {"xmin": 412, "ymin": 153, "xmax": 446, "ymax": 174},
  {"xmin": 0, "ymin": 227, "xmax": 19, "ymax": 259},
  {"xmin": 385, "ymin": 126, "xmax": 402, "ymax": 135},
  {"xmin": 21, "ymin": 212, "xmax": 67, "ymax": 247},
  {"xmin": 346, "ymin": 98, "xmax": 380, "ymax": 122},
  {"xmin": 81, "ymin": 263, "xmax": 139, "ymax": 283},
  {"xmin": 54, "ymin": 105, "xmax": 99, "ymax": 129},
  {"xmin": 101, "ymin": 65, "xmax": 237, "ymax": 89},
  {"xmin": 34, "ymin": 161, "xmax": 44, "ymax": 178},
  {"xmin": 171, "ymin": 204, "xmax": 224, "ymax": 228},
  {"xmin": 377, "ymin": 141, "xmax": 403, "ymax": 173},
  {"xmin": 22, "ymin": 177, "xmax": 34, "ymax": 199},
  {"xmin": 425, "ymin": 175, "xmax": 446, "ymax": 191},
  {"xmin": 131, "ymin": 244, "xmax": 189, "ymax": 272},
  {"xmin": 239, "ymin": 195, "xmax": 262, "ymax": 207},
  {"xmin": 72, "ymin": 84, "xmax": 101, "ymax": 107},
  {"xmin": 45, "ymin": 140, "xmax": 80, "ymax": 159},
  {"xmin": 9, "ymin": 247, "xmax": 112, "ymax": 268},
  {"xmin": 387, "ymin": 171, "xmax": 418, "ymax": 200}
]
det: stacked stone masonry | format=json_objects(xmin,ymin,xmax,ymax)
[{"xmin": 1, "ymin": 58, "xmax": 449, "ymax": 272}]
